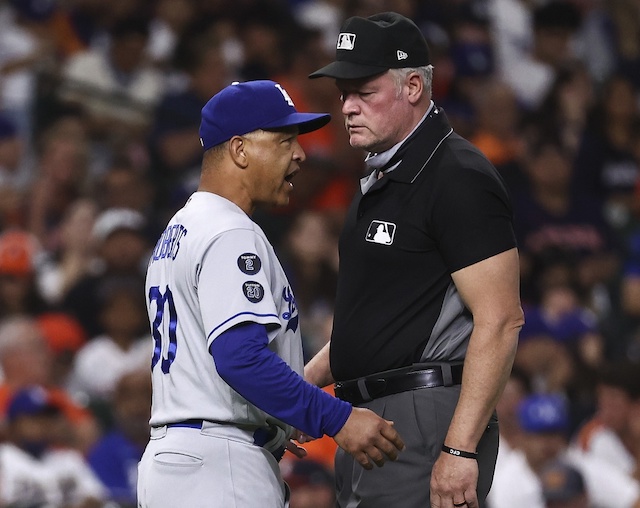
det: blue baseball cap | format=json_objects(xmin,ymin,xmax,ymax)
[
  {"xmin": 541, "ymin": 460, "xmax": 586, "ymax": 502},
  {"xmin": 7, "ymin": 386, "xmax": 60, "ymax": 422},
  {"xmin": 518, "ymin": 394, "xmax": 569, "ymax": 433},
  {"xmin": 199, "ymin": 80, "xmax": 331, "ymax": 151}
]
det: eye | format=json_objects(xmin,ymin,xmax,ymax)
[{"xmin": 341, "ymin": 90, "xmax": 371, "ymax": 102}]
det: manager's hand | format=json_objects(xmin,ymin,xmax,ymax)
[{"xmin": 333, "ymin": 407, "xmax": 405, "ymax": 469}]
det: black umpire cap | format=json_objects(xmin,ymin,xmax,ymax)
[{"xmin": 309, "ymin": 12, "xmax": 430, "ymax": 80}]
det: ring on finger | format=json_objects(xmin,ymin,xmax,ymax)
[{"xmin": 453, "ymin": 502, "xmax": 467, "ymax": 507}]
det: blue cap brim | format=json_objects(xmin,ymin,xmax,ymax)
[{"xmin": 262, "ymin": 112, "xmax": 331, "ymax": 134}]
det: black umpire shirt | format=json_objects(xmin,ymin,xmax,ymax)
[{"xmin": 330, "ymin": 106, "xmax": 517, "ymax": 381}]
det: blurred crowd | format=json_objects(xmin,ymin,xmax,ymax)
[{"xmin": 0, "ymin": 0, "xmax": 639, "ymax": 506}]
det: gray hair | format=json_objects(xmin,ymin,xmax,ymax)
[{"xmin": 389, "ymin": 65, "xmax": 434, "ymax": 98}]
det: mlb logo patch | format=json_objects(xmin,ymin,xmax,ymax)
[
  {"xmin": 365, "ymin": 220, "xmax": 396, "ymax": 245},
  {"xmin": 337, "ymin": 33, "xmax": 356, "ymax": 50}
]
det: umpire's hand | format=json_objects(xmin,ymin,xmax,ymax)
[{"xmin": 333, "ymin": 407, "xmax": 405, "ymax": 469}]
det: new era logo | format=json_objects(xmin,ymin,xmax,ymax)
[
  {"xmin": 397, "ymin": 50, "xmax": 408, "ymax": 60},
  {"xmin": 337, "ymin": 33, "xmax": 356, "ymax": 50}
]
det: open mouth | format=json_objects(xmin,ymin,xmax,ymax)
[{"xmin": 285, "ymin": 169, "xmax": 299, "ymax": 185}]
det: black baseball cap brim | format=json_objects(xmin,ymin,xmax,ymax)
[{"xmin": 309, "ymin": 60, "xmax": 389, "ymax": 80}]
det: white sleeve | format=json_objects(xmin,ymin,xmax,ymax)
[
  {"xmin": 197, "ymin": 228, "xmax": 280, "ymax": 345},
  {"xmin": 487, "ymin": 451, "xmax": 546, "ymax": 508},
  {"xmin": 582, "ymin": 431, "xmax": 635, "ymax": 474},
  {"xmin": 47, "ymin": 450, "xmax": 107, "ymax": 503},
  {"xmin": 569, "ymin": 451, "xmax": 640, "ymax": 508}
]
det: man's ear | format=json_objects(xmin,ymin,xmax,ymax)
[
  {"xmin": 228, "ymin": 136, "xmax": 249, "ymax": 168},
  {"xmin": 406, "ymin": 72, "xmax": 424, "ymax": 105}
]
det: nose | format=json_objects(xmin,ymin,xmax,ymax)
[
  {"xmin": 293, "ymin": 139, "xmax": 306, "ymax": 163},
  {"xmin": 341, "ymin": 94, "xmax": 359, "ymax": 116}
]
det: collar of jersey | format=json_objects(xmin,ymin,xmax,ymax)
[{"xmin": 381, "ymin": 106, "xmax": 454, "ymax": 184}]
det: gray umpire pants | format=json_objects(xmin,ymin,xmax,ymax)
[{"xmin": 335, "ymin": 385, "xmax": 499, "ymax": 508}]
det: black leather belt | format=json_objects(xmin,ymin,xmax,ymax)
[{"xmin": 334, "ymin": 363, "xmax": 464, "ymax": 405}]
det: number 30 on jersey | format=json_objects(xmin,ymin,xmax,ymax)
[{"xmin": 149, "ymin": 285, "xmax": 178, "ymax": 374}]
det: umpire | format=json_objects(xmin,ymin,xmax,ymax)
[{"xmin": 305, "ymin": 12, "xmax": 524, "ymax": 508}]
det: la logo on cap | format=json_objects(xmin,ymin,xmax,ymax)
[
  {"xmin": 275, "ymin": 83, "xmax": 294, "ymax": 106},
  {"xmin": 337, "ymin": 33, "xmax": 356, "ymax": 50}
]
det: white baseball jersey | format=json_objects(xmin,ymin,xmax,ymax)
[{"xmin": 145, "ymin": 191, "xmax": 303, "ymax": 435}]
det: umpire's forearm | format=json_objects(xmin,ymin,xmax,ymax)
[
  {"xmin": 444, "ymin": 323, "xmax": 520, "ymax": 452},
  {"xmin": 304, "ymin": 341, "xmax": 334, "ymax": 388}
]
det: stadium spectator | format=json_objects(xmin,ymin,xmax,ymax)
[
  {"xmin": 540, "ymin": 460, "xmax": 589, "ymax": 508},
  {"xmin": 147, "ymin": 0, "xmax": 197, "ymax": 69},
  {"xmin": 494, "ymin": 365, "xmax": 533, "ymax": 457},
  {"xmin": 0, "ymin": 229, "xmax": 49, "ymax": 319},
  {"xmin": 36, "ymin": 198, "xmax": 97, "ymax": 305},
  {"xmin": 514, "ymin": 137, "xmax": 620, "ymax": 306},
  {"xmin": 0, "ymin": 0, "xmax": 59, "ymax": 139},
  {"xmin": 523, "ymin": 60, "xmax": 595, "ymax": 157},
  {"xmin": 68, "ymin": 278, "xmax": 151, "ymax": 402},
  {"xmin": 148, "ymin": 31, "xmax": 230, "ymax": 215},
  {"xmin": 37, "ymin": 311, "xmax": 87, "ymax": 389},
  {"xmin": 574, "ymin": 360, "xmax": 640, "ymax": 479},
  {"xmin": 0, "ymin": 385, "xmax": 106, "ymax": 507},
  {"xmin": 62, "ymin": 207, "xmax": 149, "ymax": 337},
  {"xmin": 58, "ymin": 15, "xmax": 165, "ymax": 154},
  {"xmin": 0, "ymin": 316, "xmax": 100, "ymax": 453},
  {"xmin": 0, "ymin": 112, "xmax": 28, "ymax": 192},
  {"xmin": 497, "ymin": 0, "xmax": 582, "ymax": 110},
  {"xmin": 87, "ymin": 368, "xmax": 151, "ymax": 507},
  {"xmin": 469, "ymin": 77, "xmax": 527, "ymax": 192},
  {"xmin": 489, "ymin": 393, "xmax": 640, "ymax": 508},
  {"xmin": 26, "ymin": 121, "xmax": 90, "ymax": 252},
  {"xmin": 571, "ymin": 73, "xmax": 640, "ymax": 231}
]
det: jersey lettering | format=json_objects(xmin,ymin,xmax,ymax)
[
  {"xmin": 150, "ymin": 224, "xmax": 188, "ymax": 265},
  {"xmin": 149, "ymin": 285, "xmax": 178, "ymax": 374},
  {"xmin": 282, "ymin": 286, "xmax": 299, "ymax": 332}
]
